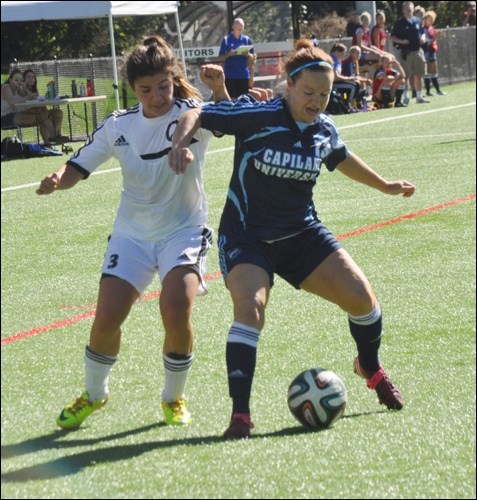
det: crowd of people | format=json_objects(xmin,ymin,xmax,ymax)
[
  {"xmin": 330, "ymin": 1, "xmax": 448, "ymax": 112},
  {"xmin": 216, "ymin": 4, "xmax": 449, "ymax": 114}
]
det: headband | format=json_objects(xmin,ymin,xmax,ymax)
[{"xmin": 289, "ymin": 61, "xmax": 333, "ymax": 78}]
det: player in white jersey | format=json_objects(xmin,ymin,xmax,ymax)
[
  {"xmin": 170, "ymin": 39, "xmax": 416, "ymax": 439},
  {"xmin": 36, "ymin": 36, "xmax": 230, "ymax": 429}
]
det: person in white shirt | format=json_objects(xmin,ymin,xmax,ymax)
[{"xmin": 36, "ymin": 35, "xmax": 229, "ymax": 429}]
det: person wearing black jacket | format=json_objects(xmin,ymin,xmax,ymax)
[{"xmin": 391, "ymin": 1, "xmax": 429, "ymax": 104}]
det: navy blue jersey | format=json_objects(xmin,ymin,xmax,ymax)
[
  {"xmin": 391, "ymin": 16, "xmax": 423, "ymax": 51},
  {"xmin": 201, "ymin": 97, "xmax": 349, "ymax": 241}
]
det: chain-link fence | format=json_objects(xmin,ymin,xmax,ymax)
[
  {"xmin": 5, "ymin": 26, "xmax": 475, "ymax": 143},
  {"xmin": 6, "ymin": 56, "xmax": 118, "ymax": 142}
]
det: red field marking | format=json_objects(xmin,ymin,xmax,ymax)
[
  {"xmin": 2, "ymin": 197, "xmax": 474, "ymax": 346},
  {"xmin": 336, "ymin": 194, "xmax": 476, "ymax": 240}
]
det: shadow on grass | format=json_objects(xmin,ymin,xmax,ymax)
[{"xmin": 1, "ymin": 410, "xmax": 385, "ymax": 482}]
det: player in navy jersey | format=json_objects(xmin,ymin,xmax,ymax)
[
  {"xmin": 169, "ymin": 39, "xmax": 416, "ymax": 439},
  {"xmin": 36, "ymin": 36, "xmax": 230, "ymax": 430}
]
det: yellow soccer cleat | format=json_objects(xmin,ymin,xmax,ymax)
[
  {"xmin": 56, "ymin": 391, "xmax": 108, "ymax": 429},
  {"xmin": 161, "ymin": 399, "xmax": 192, "ymax": 425}
]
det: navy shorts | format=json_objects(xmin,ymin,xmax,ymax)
[{"xmin": 218, "ymin": 223, "xmax": 343, "ymax": 289}]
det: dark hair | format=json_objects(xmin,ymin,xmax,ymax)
[
  {"xmin": 123, "ymin": 35, "xmax": 201, "ymax": 100},
  {"xmin": 23, "ymin": 69, "xmax": 38, "ymax": 93},
  {"xmin": 283, "ymin": 39, "xmax": 333, "ymax": 81},
  {"xmin": 3, "ymin": 69, "xmax": 22, "ymax": 86}
]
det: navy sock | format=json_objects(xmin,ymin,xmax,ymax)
[
  {"xmin": 348, "ymin": 306, "xmax": 382, "ymax": 373},
  {"xmin": 226, "ymin": 322, "xmax": 260, "ymax": 414}
]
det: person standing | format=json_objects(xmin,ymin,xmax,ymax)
[
  {"xmin": 219, "ymin": 18, "xmax": 256, "ymax": 98},
  {"xmin": 169, "ymin": 39, "xmax": 415, "ymax": 440},
  {"xmin": 422, "ymin": 11, "xmax": 446, "ymax": 96},
  {"xmin": 36, "ymin": 36, "xmax": 229, "ymax": 430},
  {"xmin": 371, "ymin": 10, "xmax": 388, "ymax": 52},
  {"xmin": 391, "ymin": 1, "xmax": 429, "ymax": 104}
]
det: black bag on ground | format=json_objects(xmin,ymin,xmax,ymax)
[
  {"xmin": 326, "ymin": 90, "xmax": 350, "ymax": 115},
  {"xmin": 1, "ymin": 136, "xmax": 24, "ymax": 159}
]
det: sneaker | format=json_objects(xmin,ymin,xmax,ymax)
[
  {"xmin": 353, "ymin": 357, "xmax": 404, "ymax": 410},
  {"xmin": 426, "ymin": 91, "xmax": 436, "ymax": 96},
  {"xmin": 402, "ymin": 96, "xmax": 410, "ymax": 106},
  {"xmin": 436, "ymin": 90, "xmax": 447, "ymax": 95},
  {"xmin": 416, "ymin": 97, "xmax": 430, "ymax": 104},
  {"xmin": 223, "ymin": 413, "xmax": 254, "ymax": 440},
  {"xmin": 56, "ymin": 391, "xmax": 108, "ymax": 429},
  {"xmin": 162, "ymin": 399, "xmax": 191, "ymax": 425},
  {"xmin": 395, "ymin": 102, "xmax": 407, "ymax": 108}
]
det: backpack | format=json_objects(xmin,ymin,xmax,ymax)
[
  {"xmin": 1, "ymin": 136, "xmax": 24, "ymax": 159},
  {"xmin": 325, "ymin": 90, "xmax": 350, "ymax": 115}
]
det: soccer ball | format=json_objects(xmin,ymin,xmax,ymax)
[{"xmin": 287, "ymin": 368, "xmax": 347, "ymax": 429}]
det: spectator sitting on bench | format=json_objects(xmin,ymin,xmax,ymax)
[
  {"xmin": 330, "ymin": 43, "xmax": 362, "ymax": 111},
  {"xmin": 341, "ymin": 46, "xmax": 372, "ymax": 109},
  {"xmin": 1, "ymin": 69, "xmax": 56, "ymax": 146},
  {"xmin": 23, "ymin": 69, "xmax": 68, "ymax": 143},
  {"xmin": 372, "ymin": 54, "xmax": 407, "ymax": 108}
]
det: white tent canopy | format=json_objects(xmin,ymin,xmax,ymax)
[{"xmin": 1, "ymin": 0, "xmax": 185, "ymax": 109}]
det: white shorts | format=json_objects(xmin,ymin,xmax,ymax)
[{"xmin": 101, "ymin": 226, "xmax": 213, "ymax": 295}]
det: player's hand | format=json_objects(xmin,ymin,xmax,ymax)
[
  {"xmin": 200, "ymin": 64, "xmax": 225, "ymax": 90},
  {"xmin": 387, "ymin": 180, "xmax": 416, "ymax": 197},
  {"xmin": 36, "ymin": 172, "xmax": 60, "ymax": 195},
  {"xmin": 168, "ymin": 147, "xmax": 194, "ymax": 175}
]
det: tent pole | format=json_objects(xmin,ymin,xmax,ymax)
[
  {"xmin": 175, "ymin": 11, "xmax": 187, "ymax": 77},
  {"xmin": 109, "ymin": 13, "xmax": 121, "ymax": 110}
]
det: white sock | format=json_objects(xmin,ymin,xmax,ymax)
[
  {"xmin": 84, "ymin": 346, "xmax": 117, "ymax": 401},
  {"xmin": 416, "ymin": 90, "xmax": 422, "ymax": 99},
  {"xmin": 162, "ymin": 353, "xmax": 194, "ymax": 403}
]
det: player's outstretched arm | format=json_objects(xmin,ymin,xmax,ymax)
[
  {"xmin": 168, "ymin": 108, "xmax": 202, "ymax": 175},
  {"xmin": 337, "ymin": 152, "xmax": 416, "ymax": 197},
  {"xmin": 36, "ymin": 164, "xmax": 85, "ymax": 195}
]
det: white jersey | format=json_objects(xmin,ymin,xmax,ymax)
[{"xmin": 68, "ymin": 98, "xmax": 212, "ymax": 241}]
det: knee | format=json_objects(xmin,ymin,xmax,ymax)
[
  {"xmin": 354, "ymin": 293, "xmax": 376, "ymax": 316},
  {"xmin": 160, "ymin": 295, "xmax": 192, "ymax": 329},
  {"xmin": 93, "ymin": 308, "xmax": 122, "ymax": 334},
  {"xmin": 233, "ymin": 294, "xmax": 266, "ymax": 329}
]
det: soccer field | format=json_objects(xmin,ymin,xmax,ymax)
[{"xmin": 1, "ymin": 82, "xmax": 476, "ymax": 499}]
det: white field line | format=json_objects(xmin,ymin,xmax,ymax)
[{"xmin": 2, "ymin": 102, "xmax": 475, "ymax": 193}]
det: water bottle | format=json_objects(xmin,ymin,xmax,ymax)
[
  {"xmin": 79, "ymin": 82, "xmax": 86, "ymax": 97},
  {"xmin": 71, "ymin": 80, "xmax": 78, "ymax": 98},
  {"xmin": 86, "ymin": 79, "xmax": 93, "ymax": 96},
  {"xmin": 48, "ymin": 81, "xmax": 55, "ymax": 99}
]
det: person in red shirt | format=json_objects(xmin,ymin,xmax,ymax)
[
  {"xmin": 353, "ymin": 11, "xmax": 385, "ymax": 70},
  {"xmin": 371, "ymin": 10, "xmax": 387, "ymax": 52},
  {"xmin": 372, "ymin": 54, "xmax": 407, "ymax": 108}
]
